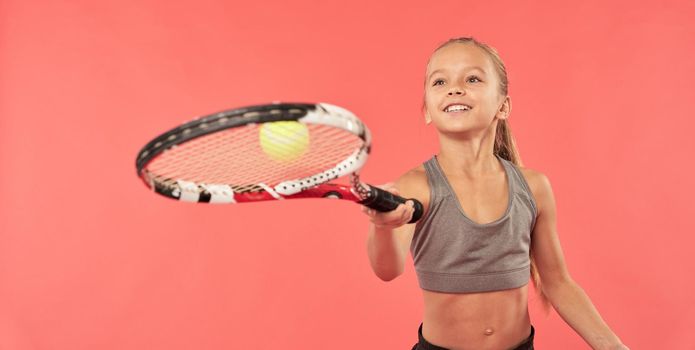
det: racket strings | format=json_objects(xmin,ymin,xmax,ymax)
[{"xmin": 145, "ymin": 123, "xmax": 364, "ymax": 192}]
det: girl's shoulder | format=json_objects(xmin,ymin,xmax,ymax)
[
  {"xmin": 396, "ymin": 163, "xmax": 428, "ymax": 191},
  {"xmin": 515, "ymin": 165, "xmax": 552, "ymax": 211},
  {"xmin": 395, "ymin": 163, "xmax": 431, "ymax": 215}
]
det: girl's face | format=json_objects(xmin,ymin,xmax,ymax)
[{"xmin": 424, "ymin": 43, "xmax": 509, "ymax": 134}]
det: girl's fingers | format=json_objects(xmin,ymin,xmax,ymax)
[
  {"xmin": 401, "ymin": 206, "xmax": 411, "ymax": 222},
  {"xmin": 362, "ymin": 197, "xmax": 413, "ymax": 228}
]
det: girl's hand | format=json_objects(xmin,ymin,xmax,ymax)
[{"xmin": 360, "ymin": 182, "xmax": 415, "ymax": 230}]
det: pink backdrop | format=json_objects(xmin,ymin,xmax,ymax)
[{"xmin": 1, "ymin": 0, "xmax": 693, "ymax": 349}]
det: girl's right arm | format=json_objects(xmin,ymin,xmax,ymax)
[{"xmin": 364, "ymin": 179, "xmax": 418, "ymax": 281}]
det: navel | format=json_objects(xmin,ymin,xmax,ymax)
[{"xmin": 484, "ymin": 327, "xmax": 494, "ymax": 336}]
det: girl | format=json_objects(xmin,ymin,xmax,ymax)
[{"xmin": 363, "ymin": 37, "xmax": 628, "ymax": 350}]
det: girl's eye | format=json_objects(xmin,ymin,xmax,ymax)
[{"xmin": 432, "ymin": 76, "xmax": 481, "ymax": 86}]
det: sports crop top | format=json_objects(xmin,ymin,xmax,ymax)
[{"xmin": 409, "ymin": 154, "xmax": 538, "ymax": 293}]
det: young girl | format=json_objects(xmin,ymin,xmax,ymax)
[{"xmin": 363, "ymin": 37, "xmax": 629, "ymax": 350}]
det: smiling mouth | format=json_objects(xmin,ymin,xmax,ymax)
[{"xmin": 443, "ymin": 104, "xmax": 472, "ymax": 113}]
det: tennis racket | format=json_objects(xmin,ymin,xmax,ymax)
[{"xmin": 135, "ymin": 102, "xmax": 424, "ymax": 223}]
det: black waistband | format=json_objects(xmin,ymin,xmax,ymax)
[{"xmin": 417, "ymin": 323, "xmax": 535, "ymax": 350}]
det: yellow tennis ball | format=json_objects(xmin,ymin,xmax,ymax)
[{"xmin": 259, "ymin": 121, "xmax": 310, "ymax": 162}]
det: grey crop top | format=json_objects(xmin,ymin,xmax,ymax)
[{"xmin": 409, "ymin": 154, "xmax": 538, "ymax": 293}]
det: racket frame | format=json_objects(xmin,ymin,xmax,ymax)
[{"xmin": 135, "ymin": 102, "xmax": 423, "ymax": 222}]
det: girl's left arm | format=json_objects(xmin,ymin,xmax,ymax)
[{"xmin": 527, "ymin": 170, "xmax": 629, "ymax": 350}]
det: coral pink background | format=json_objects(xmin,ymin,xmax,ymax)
[{"xmin": 1, "ymin": 0, "xmax": 693, "ymax": 348}]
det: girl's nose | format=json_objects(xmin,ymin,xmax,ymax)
[{"xmin": 447, "ymin": 88, "xmax": 464, "ymax": 96}]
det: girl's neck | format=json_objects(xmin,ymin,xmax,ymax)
[{"xmin": 436, "ymin": 129, "xmax": 501, "ymax": 178}]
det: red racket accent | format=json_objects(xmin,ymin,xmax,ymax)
[{"xmin": 224, "ymin": 183, "xmax": 360, "ymax": 202}]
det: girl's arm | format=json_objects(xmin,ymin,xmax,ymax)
[
  {"xmin": 527, "ymin": 170, "xmax": 629, "ymax": 350},
  {"xmin": 365, "ymin": 178, "xmax": 419, "ymax": 281}
]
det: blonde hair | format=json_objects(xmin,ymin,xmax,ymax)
[{"xmin": 424, "ymin": 37, "xmax": 550, "ymax": 312}]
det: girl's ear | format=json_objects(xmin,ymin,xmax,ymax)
[
  {"xmin": 425, "ymin": 111, "xmax": 432, "ymax": 125},
  {"xmin": 497, "ymin": 95, "xmax": 512, "ymax": 120}
]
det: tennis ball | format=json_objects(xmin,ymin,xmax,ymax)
[{"xmin": 259, "ymin": 121, "xmax": 310, "ymax": 162}]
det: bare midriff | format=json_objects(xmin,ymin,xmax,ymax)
[{"xmin": 421, "ymin": 284, "xmax": 532, "ymax": 350}]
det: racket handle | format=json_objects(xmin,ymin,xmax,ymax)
[{"xmin": 359, "ymin": 184, "xmax": 424, "ymax": 223}]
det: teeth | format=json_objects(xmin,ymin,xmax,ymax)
[{"xmin": 445, "ymin": 104, "xmax": 471, "ymax": 112}]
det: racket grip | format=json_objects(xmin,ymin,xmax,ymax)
[{"xmin": 359, "ymin": 184, "xmax": 424, "ymax": 223}]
